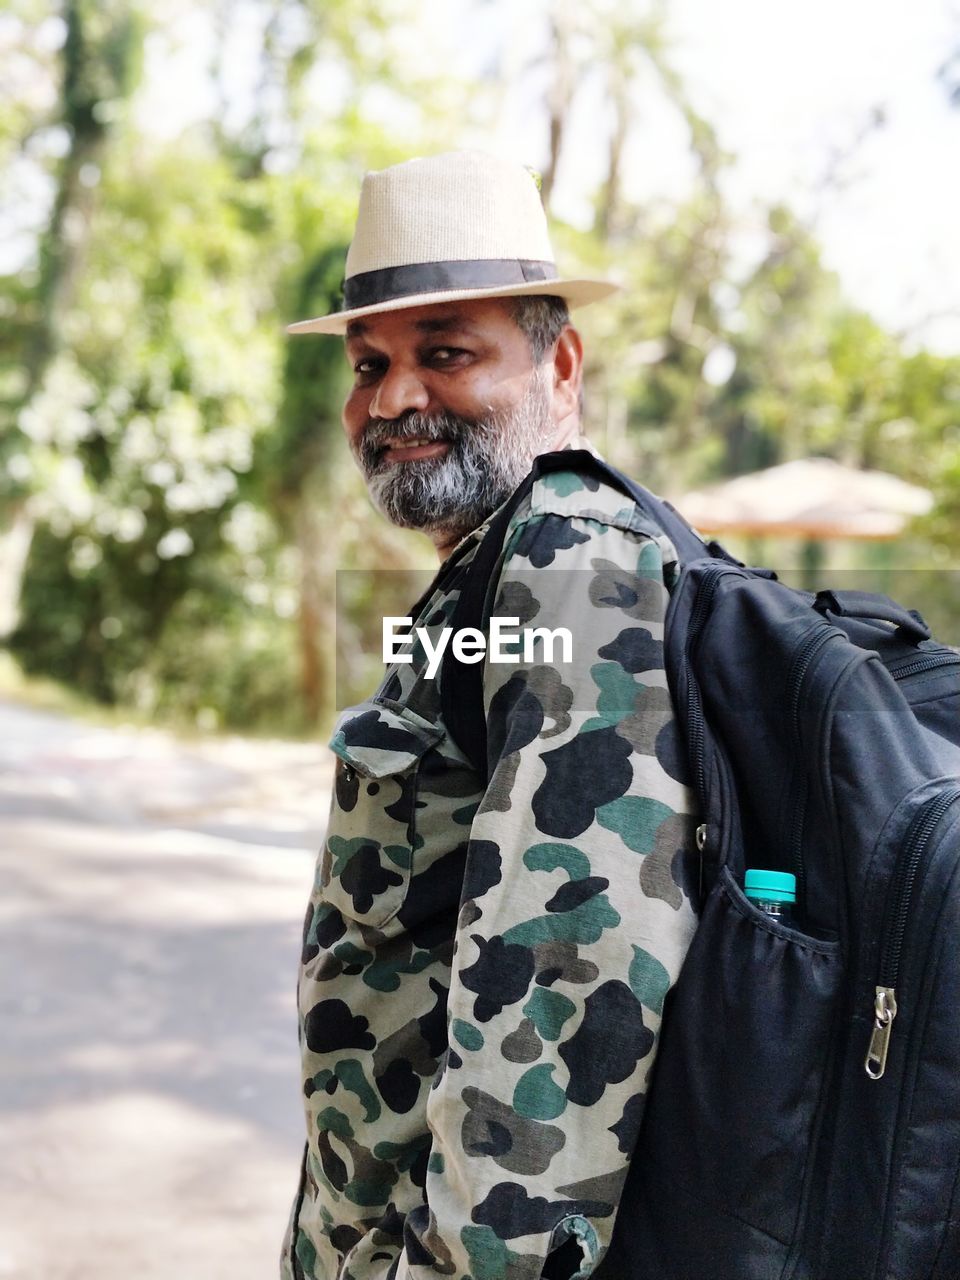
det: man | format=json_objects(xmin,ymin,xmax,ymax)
[{"xmin": 281, "ymin": 151, "xmax": 698, "ymax": 1280}]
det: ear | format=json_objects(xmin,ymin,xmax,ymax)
[{"xmin": 551, "ymin": 325, "xmax": 583, "ymax": 423}]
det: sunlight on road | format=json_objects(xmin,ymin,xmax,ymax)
[
  {"xmin": 0, "ymin": 701, "xmax": 330, "ymax": 1280},
  {"xmin": 3, "ymin": 1092, "xmax": 301, "ymax": 1279}
]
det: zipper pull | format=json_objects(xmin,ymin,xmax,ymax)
[
  {"xmin": 695, "ymin": 823, "xmax": 708, "ymax": 900},
  {"xmin": 864, "ymin": 987, "xmax": 898, "ymax": 1080}
]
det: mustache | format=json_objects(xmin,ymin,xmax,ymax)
[{"xmin": 358, "ymin": 410, "xmax": 483, "ymax": 469}]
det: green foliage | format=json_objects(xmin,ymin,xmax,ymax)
[
  {"xmin": 12, "ymin": 496, "xmax": 310, "ymax": 731},
  {"xmin": 62, "ymin": 0, "xmax": 144, "ymax": 139},
  {"xmin": 7, "ymin": 132, "xmax": 288, "ymax": 718},
  {"xmin": 267, "ymin": 242, "xmax": 350, "ymax": 508},
  {"xmin": 2, "ymin": 0, "xmax": 959, "ymax": 737}
]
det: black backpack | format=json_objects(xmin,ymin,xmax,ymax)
[{"xmin": 441, "ymin": 450, "xmax": 960, "ymax": 1280}]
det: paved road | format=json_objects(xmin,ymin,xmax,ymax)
[{"xmin": 0, "ymin": 701, "xmax": 331, "ymax": 1279}]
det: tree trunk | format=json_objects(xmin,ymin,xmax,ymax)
[
  {"xmin": 540, "ymin": 2, "xmax": 577, "ymax": 210},
  {"xmin": 597, "ymin": 74, "xmax": 629, "ymax": 240},
  {"xmin": 0, "ymin": 505, "xmax": 35, "ymax": 639},
  {"xmin": 23, "ymin": 0, "xmax": 137, "ymax": 396},
  {"xmin": 294, "ymin": 495, "xmax": 337, "ymax": 730}
]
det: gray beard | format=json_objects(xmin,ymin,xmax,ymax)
[{"xmin": 354, "ymin": 370, "xmax": 555, "ymax": 543}]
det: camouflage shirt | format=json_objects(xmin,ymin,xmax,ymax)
[{"xmin": 283, "ymin": 458, "xmax": 699, "ymax": 1280}]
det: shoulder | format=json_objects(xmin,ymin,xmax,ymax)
[{"xmin": 499, "ymin": 450, "xmax": 680, "ymax": 583}]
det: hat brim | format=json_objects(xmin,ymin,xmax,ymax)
[{"xmin": 286, "ymin": 277, "xmax": 619, "ymax": 336}]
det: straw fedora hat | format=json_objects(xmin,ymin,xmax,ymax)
[{"xmin": 287, "ymin": 151, "xmax": 618, "ymax": 336}]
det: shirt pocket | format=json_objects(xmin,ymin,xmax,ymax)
[{"xmin": 322, "ymin": 699, "xmax": 445, "ymax": 929}]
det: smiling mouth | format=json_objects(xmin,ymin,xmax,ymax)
[{"xmin": 379, "ymin": 437, "xmax": 451, "ymax": 463}]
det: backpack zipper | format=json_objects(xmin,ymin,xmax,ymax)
[
  {"xmin": 864, "ymin": 787, "xmax": 960, "ymax": 1080},
  {"xmin": 683, "ymin": 564, "xmax": 742, "ymax": 901},
  {"xmin": 787, "ymin": 625, "xmax": 840, "ymax": 899},
  {"xmin": 889, "ymin": 651, "xmax": 960, "ymax": 682},
  {"xmin": 685, "ymin": 564, "xmax": 733, "ymax": 802}
]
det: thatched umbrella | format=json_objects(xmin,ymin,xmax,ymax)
[
  {"xmin": 672, "ymin": 458, "xmax": 933, "ymax": 541},
  {"xmin": 671, "ymin": 458, "xmax": 933, "ymax": 585}
]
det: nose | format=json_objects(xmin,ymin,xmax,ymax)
[{"xmin": 369, "ymin": 363, "xmax": 430, "ymax": 420}]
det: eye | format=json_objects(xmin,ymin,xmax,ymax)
[
  {"xmin": 353, "ymin": 356, "xmax": 384, "ymax": 383},
  {"xmin": 427, "ymin": 346, "xmax": 468, "ymax": 367}
]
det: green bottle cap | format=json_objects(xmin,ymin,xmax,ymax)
[{"xmin": 745, "ymin": 869, "xmax": 796, "ymax": 903}]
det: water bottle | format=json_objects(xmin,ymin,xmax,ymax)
[{"xmin": 744, "ymin": 869, "xmax": 796, "ymax": 925}]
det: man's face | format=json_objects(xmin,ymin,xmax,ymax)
[{"xmin": 342, "ymin": 299, "xmax": 559, "ymax": 546}]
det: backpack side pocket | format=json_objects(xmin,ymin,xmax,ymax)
[{"xmin": 605, "ymin": 865, "xmax": 842, "ymax": 1279}]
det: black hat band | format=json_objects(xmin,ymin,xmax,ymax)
[{"xmin": 342, "ymin": 258, "xmax": 558, "ymax": 311}]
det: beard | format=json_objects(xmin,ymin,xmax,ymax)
[{"xmin": 353, "ymin": 369, "xmax": 555, "ymax": 544}]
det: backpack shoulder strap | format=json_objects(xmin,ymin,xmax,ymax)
[
  {"xmin": 440, "ymin": 449, "xmax": 737, "ymax": 781},
  {"xmin": 440, "ymin": 465, "xmax": 538, "ymax": 779},
  {"xmin": 535, "ymin": 448, "xmax": 725, "ymax": 566}
]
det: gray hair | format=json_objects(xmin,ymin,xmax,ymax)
[
  {"xmin": 510, "ymin": 295, "xmax": 571, "ymax": 363},
  {"xmin": 510, "ymin": 294, "xmax": 583, "ymax": 420}
]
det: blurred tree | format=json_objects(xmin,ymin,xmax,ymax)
[
  {"xmin": 1, "ymin": 0, "xmax": 143, "ymax": 635},
  {"xmin": 10, "ymin": 138, "xmax": 282, "ymax": 713},
  {"xmin": 528, "ymin": 0, "xmax": 736, "ymax": 494},
  {"xmin": 706, "ymin": 206, "xmax": 842, "ymax": 476},
  {"xmin": 3, "ymin": 0, "xmax": 464, "ymax": 729},
  {"xmin": 938, "ymin": 43, "xmax": 960, "ymax": 108},
  {"xmin": 265, "ymin": 244, "xmax": 348, "ymax": 725},
  {"xmin": 539, "ymin": 0, "xmax": 577, "ymax": 209},
  {"xmin": 2, "ymin": 0, "xmax": 958, "ymax": 729},
  {"xmin": 23, "ymin": 0, "xmax": 143, "ymax": 389}
]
